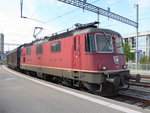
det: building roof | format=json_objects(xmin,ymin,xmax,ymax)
[{"xmin": 122, "ymin": 30, "xmax": 150, "ymax": 38}]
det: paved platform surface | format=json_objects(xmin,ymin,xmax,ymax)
[
  {"xmin": 130, "ymin": 70, "xmax": 150, "ymax": 76},
  {"xmin": 0, "ymin": 65, "xmax": 149, "ymax": 113}
]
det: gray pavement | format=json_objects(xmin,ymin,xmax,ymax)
[
  {"xmin": 0, "ymin": 65, "xmax": 149, "ymax": 113},
  {"xmin": 130, "ymin": 69, "xmax": 150, "ymax": 76}
]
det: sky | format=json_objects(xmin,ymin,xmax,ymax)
[{"xmin": 0, "ymin": 0, "xmax": 150, "ymax": 51}]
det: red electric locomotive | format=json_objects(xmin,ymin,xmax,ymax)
[{"xmin": 8, "ymin": 22, "xmax": 140, "ymax": 96}]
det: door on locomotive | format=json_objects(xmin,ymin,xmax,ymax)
[
  {"xmin": 36, "ymin": 45, "xmax": 43, "ymax": 72},
  {"xmin": 72, "ymin": 36, "xmax": 81, "ymax": 70}
]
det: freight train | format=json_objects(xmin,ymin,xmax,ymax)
[{"xmin": 7, "ymin": 22, "xmax": 140, "ymax": 96}]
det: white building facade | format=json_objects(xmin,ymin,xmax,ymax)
[{"xmin": 123, "ymin": 31, "xmax": 150, "ymax": 62}]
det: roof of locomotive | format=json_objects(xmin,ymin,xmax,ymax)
[
  {"xmin": 23, "ymin": 26, "xmax": 121, "ymax": 47},
  {"xmin": 73, "ymin": 27, "xmax": 121, "ymax": 36}
]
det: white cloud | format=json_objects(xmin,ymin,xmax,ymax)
[
  {"xmin": 41, "ymin": 0, "xmax": 60, "ymax": 5},
  {"xmin": 0, "ymin": 0, "xmax": 59, "ymax": 52},
  {"xmin": 107, "ymin": 0, "xmax": 120, "ymax": 5},
  {"xmin": 137, "ymin": 0, "xmax": 150, "ymax": 9},
  {"xmin": 1, "ymin": 16, "xmax": 58, "ymax": 51},
  {"xmin": 127, "ymin": 0, "xmax": 150, "ymax": 9},
  {"xmin": 0, "ymin": 16, "xmax": 57, "ymax": 42}
]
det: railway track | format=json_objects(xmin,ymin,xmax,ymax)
[
  {"xmin": 116, "ymin": 79, "xmax": 150, "ymax": 109},
  {"xmin": 118, "ymin": 89, "xmax": 150, "ymax": 102},
  {"xmin": 129, "ymin": 77, "xmax": 150, "ymax": 87}
]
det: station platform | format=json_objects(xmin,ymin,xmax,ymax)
[
  {"xmin": 0, "ymin": 65, "xmax": 149, "ymax": 113},
  {"xmin": 130, "ymin": 69, "xmax": 150, "ymax": 77}
]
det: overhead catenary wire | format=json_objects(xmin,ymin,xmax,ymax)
[
  {"xmin": 101, "ymin": 15, "xmax": 150, "ymax": 28},
  {"xmin": 20, "ymin": 0, "xmax": 145, "ymax": 28},
  {"xmin": 20, "ymin": 0, "xmax": 101, "ymax": 39},
  {"xmin": 20, "ymin": 0, "xmax": 150, "ymax": 40},
  {"xmin": 48, "ymin": 0, "xmax": 150, "ymax": 29},
  {"xmin": 43, "ymin": 0, "xmax": 100, "ymax": 24},
  {"xmin": 30, "ymin": 1, "xmax": 44, "ymax": 17}
]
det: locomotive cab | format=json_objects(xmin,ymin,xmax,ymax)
[
  {"xmin": 81, "ymin": 29, "xmax": 140, "ymax": 96},
  {"xmin": 84, "ymin": 31, "xmax": 125, "ymax": 71}
]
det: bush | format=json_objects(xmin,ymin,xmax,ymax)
[
  {"xmin": 123, "ymin": 43, "xmax": 135, "ymax": 62},
  {"xmin": 139, "ymin": 56, "xmax": 150, "ymax": 64},
  {"xmin": 0, "ymin": 60, "xmax": 7, "ymax": 65}
]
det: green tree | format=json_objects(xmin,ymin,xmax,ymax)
[
  {"xmin": 123, "ymin": 43, "xmax": 135, "ymax": 62},
  {"xmin": 129, "ymin": 52, "xmax": 135, "ymax": 61}
]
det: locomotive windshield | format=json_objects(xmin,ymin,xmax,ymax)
[
  {"xmin": 85, "ymin": 33, "xmax": 123, "ymax": 53},
  {"xmin": 95, "ymin": 34, "xmax": 113, "ymax": 53}
]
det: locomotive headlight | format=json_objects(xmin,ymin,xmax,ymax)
[
  {"xmin": 123, "ymin": 65, "xmax": 127, "ymax": 69},
  {"xmin": 101, "ymin": 66, "xmax": 107, "ymax": 71}
]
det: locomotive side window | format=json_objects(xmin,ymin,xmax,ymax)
[
  {"xmin": 115, "ymin": 36, "xmax": 124, "ymax": 53},
  {"xmin": 51, "ymin": 41, "xmax": 61, "ymax": 52},
  {"xmin": 95, "ymin": 34, "xmax": 113, "ymax": 53},
  {"xmin": 26, "ymin": 48, "xmax": 31, "ymax": 55},
  {"xmin": 85, "ymin": 34, "xmax": 95, "ymax": 52},
  {"xmin": 36, "ymin": 45, "xmax": 43, "ymax": 54}
]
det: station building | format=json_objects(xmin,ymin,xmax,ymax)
[{"xmin": 122, "ymin": 30, "xmax": 150, "ymax": 62}]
